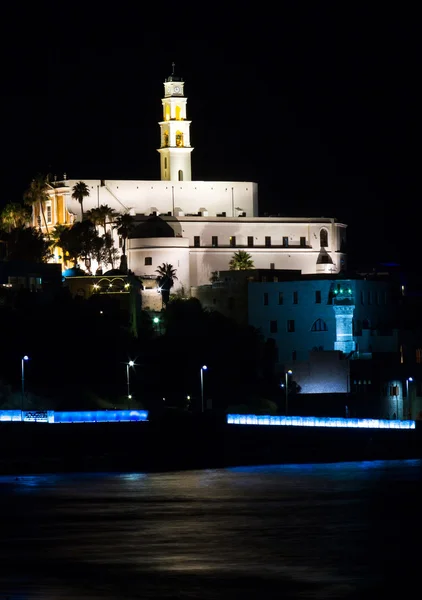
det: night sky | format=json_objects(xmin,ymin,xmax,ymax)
[{"xmin": 1, "ymin": 5, "xmax": 418, "ymax": 270}]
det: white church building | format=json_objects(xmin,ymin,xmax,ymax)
[{"xmin": 40, "ymin": 67, "xmax": 347, "ymax": 291}]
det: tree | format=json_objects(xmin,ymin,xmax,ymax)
[
  {"xmin": 229, "ymin": 250, "xmax": 255, "ymax": 270},
  {"xmin": 24, "ymin": 174, "xmax": 51, "ymax": 238},
  {"xmin": 4, "ymin": 226, "xmax": 51, "ymax": 262},
  {"xmin": 0, "ymin": 203, "xmax": 31, "ymax": 232},
  {"xmin": 155, "ymin": 263, "xmax": 178, "ymax": 306},
  {"xmin": 72, "ymin": 181, "xmax": 90, "ymax": 222},
  {"xmin": 113, "ymin": 212, "xmax": 135, "ymax": 256},
  {"xmin": 58, "ymin": 221, "xmax": 101, "ymax": 269},
  {"xmin": 87, "ymin": 204, "xmax": 116, "ymax": 236}
]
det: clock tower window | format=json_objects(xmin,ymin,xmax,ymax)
[{"xmin": 176, "ymin": 131, "xmax": 184, "ymax": 147}]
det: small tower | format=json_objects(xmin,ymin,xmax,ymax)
[
  {"xmin": 157, "ymin": 63, "xmax": 193, "ymax": 181},
  {"xmin": 332, "ymin": 284, "xmax": 356, "ymax": 355}
]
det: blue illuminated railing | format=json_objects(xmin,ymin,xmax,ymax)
[
  {"xmin": 227, "ymin": 414, "xmax": 416, "ymax": 430},
  {"xmin": 0, "ymin": 409, "xmax": 149, "ymax": 423}
]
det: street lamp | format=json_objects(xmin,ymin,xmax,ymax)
[
  {"xmin": 126, "ymin": 360, "xmax": 135, "ymax": 404},
  {"xmin": 406, "ymin": 377, "xmax": 413, "ymax": 419},
  {"xmin": 21, "ymin": 355, "xmax": 29, "ymax": 412},
  {"xmin": 200, "ymin": 365, "xmax": 208, "ymax": 412},
  {"xmin": 285, "ymin": 369, "xmax": 293, "ymax": 415}
]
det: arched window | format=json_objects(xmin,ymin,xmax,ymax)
[
  {"xmin": 176, "ymin": 105, "xmax": 181, "ymax": 120},
  {"xmin": 311, "ymin": 318, "xmax": 328, "ymax": 332},
  {"xmin": 164, "ymin": 105, "xmax": 170, "ymax": 121},
  {"xmin": 320, "ymin": 228, "xmax": 328, "ymax": 247},
  {"xmin": 163, "ymin": 131, "xmax": 169, "ymax": 147},
  {"xmin": 178, "ymin": 170, "xmax": 183, "ymax": 181}
]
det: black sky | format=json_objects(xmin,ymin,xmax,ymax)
[{"xmin": 1, "ymin": 5, "xmax": 419, "ymax": 269}]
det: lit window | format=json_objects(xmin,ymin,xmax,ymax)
[
  {"xmin": 45, "ymin": 201, "xmax": 52, "ymax": 224},
  {"xmin": 311, "ymin": 319, "xmax": 328, "ymax": 332}
]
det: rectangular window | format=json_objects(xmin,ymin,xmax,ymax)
[
  {"xmin": 315, "ymin": 290, "xmax": 321, "ymax": 304},
  {"xmin": 145, "ymin": 257, "xmax": 152, "ymax": 266},
  {"xmin": 278, "ymin": 292, "xmax": 283, "ymax": 305},
  {"xmin": 45, "ymin": 201, "xmax": 52, "ymax": 224},
  {"xmin": 263, "ymin": 292, "xmax": 269, "ymax": 306},
  {"xmin": 194, "ymin": 236, "xmax": 200, "ymax": 247},
  {"xmin": 212, "ymin": 236, "xmax": 218, "ymax": 247},
  {"xmin": 287, "ymin": 319, "xmax": 295, "ymax": 332},
  {"xmin": 265, "ymin": 236, "xmax": 271, "ymax": 247},
  {"xmin": 247, "ymin": 236, "xmax": 254, "ymax": 247},
  {"xmin": 230, "ymin": 236, "xmax": 236, "ymax": 247},
  {"xmin": 300, "ymin": 236, "xmax": 306, "ymax": 247},
  {"xmin": 283, "ymin": 237, "xmax": 289, "ymax": 247},
  {"xmin": 270, "ymin": 320, "xmax": 278, "ymax": 333},
  {"xmin": 270, "ymin": 262, "xmax": 275, "ymax": 270},
  {"xmin": 293, "ymin": 291, "xmax": 298, "ymax": 304}
]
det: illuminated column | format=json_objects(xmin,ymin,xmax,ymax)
[
  {"xmin": 333, "ymin": 305, "xmax": 356, "ymax": 354},
  {"xmin": 157, "ymin": 65, "xmax": 193, "ymax": 182}
]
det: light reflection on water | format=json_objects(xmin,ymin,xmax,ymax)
[{"xmin": 0, "ymin": 459, "xmax": 421, "ymax": 599}]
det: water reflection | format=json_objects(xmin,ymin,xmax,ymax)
[{"xmin": 0, "ymin": 460, "xmax": 421, "ymax": 598}]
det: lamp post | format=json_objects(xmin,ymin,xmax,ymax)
[
  {"xmin": 200, "ymin": 365, "xmax": 208, "ymax": 412},
  {"xmin": 21, "ymin": 355, "xmax": 29, "ymax": 413},
  {"xmin": 406, "ymin": 377, "xmax": 413, "ymax": 419},
  {"xmin": 126, "ymin": 360, "xmax": 134, "ymax": 406},
  {"xmin": 285, "ymin": 369, "xmax": 293, "ymax": 415}
]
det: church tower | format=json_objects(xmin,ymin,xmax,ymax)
[{"xmin": 157, "ymin": 64, "xmax": 193, "ymax": 181}]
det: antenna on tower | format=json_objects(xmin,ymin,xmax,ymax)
[{"xmin": 172, "ymin": 61, "xmax": 175, "ymax": 75}]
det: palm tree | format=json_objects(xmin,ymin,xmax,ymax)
[
  {"xmin": 24, "ymin": 174, "xmax": 51, "ymax": 239},
  {"xmin": 50, "ymin": 224, "xmax": 70, "ymax": 265},
  {"xmin": 0, "ymin": 203, "xmax": 31, "ymax": 232},
  {"xmin": 72, "ymin": 181, "xmax": 90, "ymax": 222},
  {"xmin": 155, "ymin": 263, "xmax": 178, "ymax": 306},
  {"xmin": 96, "ymin": 204, "xmax": 116, "ymax": 236},
  {"xmin": 113, "ymin": 212, "xmax": 135, "ymax": 256},
  {"xmin": 229, "ymin": 250, "xmax": 255, "ymax": 270}
]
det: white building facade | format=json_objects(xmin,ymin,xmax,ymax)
[{"xmin": 41, "ymin": 68, "xmax": 347, "ymax": 290}]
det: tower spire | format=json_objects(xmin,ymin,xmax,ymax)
[{"xmin": 172, "ymin": 61, "xmax": 175, "ymax": 76}]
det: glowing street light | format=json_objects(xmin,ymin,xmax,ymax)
[
  {"xmin": 126, "ymin": 360, "xmax": 135, "ymax": 404},
  {"xmin": 21, "ymin": 355, "xmax": 29, "ymax": 412},
  {"xmin": 200, "ymin": 365, "xmax": 208, "ymax": 413},
  {"xmin": 406, "ymin": 377, "xmax": 414, "ymax": 419},
  {"xmin": 285, "ymin": 369, "xmax": 293, "ymax": 415}
]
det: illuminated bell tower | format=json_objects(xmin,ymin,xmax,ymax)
[
  {"xmin": 332, "ymin": 285, "xmax": 356, "ymax": 355},
  {"xmin": 157, "ymin": 63, "xmax": 193, "ymax": 181}
]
